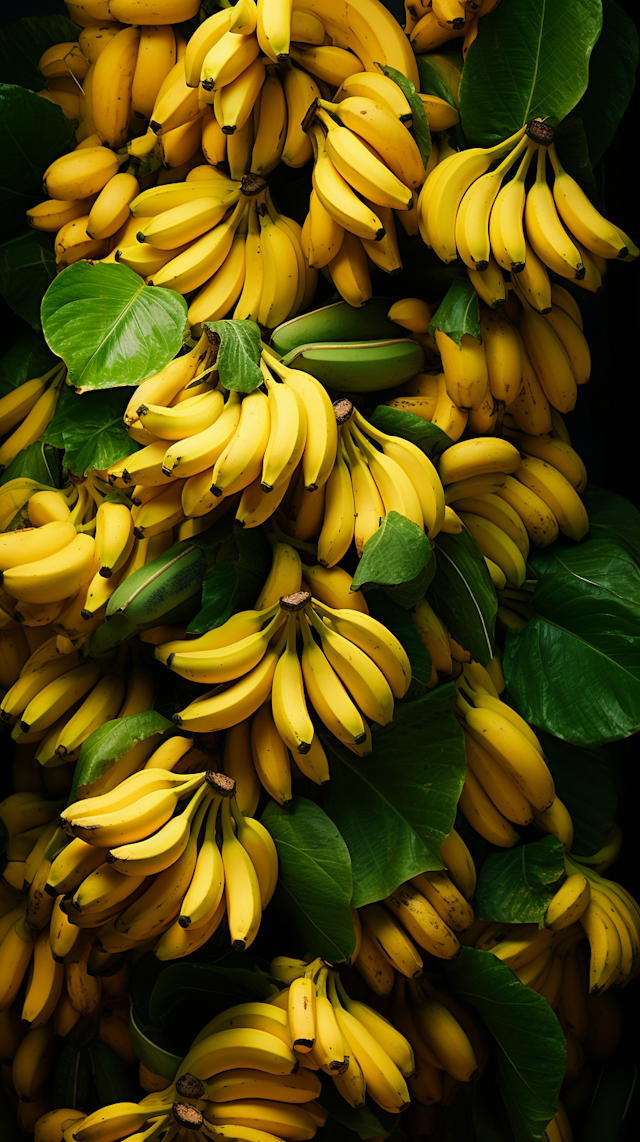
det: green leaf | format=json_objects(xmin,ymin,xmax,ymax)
[
  {"xmin": 129, "ymin": 1008, "xmax": 182, "ymax": 1081},
  {"xmin": 205, "ymin": 317, "xmax": 263, "ymax": 393},
  {"xmin": 0, "ymin": 15, "xmax": 81, "ymax": 91},
  {"xmin": 571, "ymin": 0, "xmax": 639, "ymax": 167},
  {"xmin": 381, "ymin": 561, "xmax": 435, "ymax": 611},
  {"xmin": 147, "ymin": 958, "xmax": 276, "ymax": 1058},
  {"xmin": 320, "ymin": 1081, "xmax": 399, "ymax": 1140},
  {"xmin": 0, "ymin": 84, "xmax": 74, "ymax": 242},
  {"xmin": 536, "ymin": 730, "xmax": 617, "ymax": 858},
  {"xmin": 366, "ymin": 589, "xmax": 433, "ymax": 697},
  {"xmin": 459, "ymin": 0, "xmax": 603, "ymax": 149},
  {"xmin": 42, "ymin": 385, "xmax": 138, "ymax": 477},
  {"xmin": 444, "ymin": 947, "xmax": 566, "ymax": 1142},
  {"xmin": 415, "ymin": 53, "xmax": 460, "ymax": 108},
  {"xmin": 428, "ymin": 276, "xmax": 481, "ymax": 346},
  {"xmin": 473, "ymin": 1074, "xmax": 519, "ymax": 1142},
  {"xmin": 40, "ymin": 261, "xmax": 187, "ymax": 390},
  {"xmin": 187, "ymin": 524, "xmax": 271, "ymax": 634},
  {"xmin": 352, "ymin": 511, "xmax": 434, "ymax": 594},
  {"xmin": 261, "ymin": 797, "xmax": 355, "ymax": 963},
  {"xmin": 323, "ymin": 686, "xmax": 466, "ymax": 908},
  {"xmin": 503, "ymin": 536, "xmax": 640, "ymax": 744},
  {"xmin": 0, "ymin": 230, "xmax": 56, "ymax": 330},
  {"xmin": 0, "ymin": 440, "xmax": 59, "ymax": 488},
  {"xmin": 474, "ymin": 835, "xmax": 566, "ymax": 925},
  {"xmin": 581, "ymin": 484, "xmax": 640, "ymax": 564},
  {"xmin": 368, "ymin": 405, "xmax": 453, "ymax": 460},
  {"xmin": 0, "ymin": 330, "xmax": 55, "ymax": 397},
  {"xmin": 69, "ymin": 711, "xmax": 173, "ymax": 802},
  {"xmin": 381, "ymin": 65, "xmax": 431, "ymax": 167},
  {"xmin": 429, "ymin": 529, "xmax": 497, "ymax": 666}
]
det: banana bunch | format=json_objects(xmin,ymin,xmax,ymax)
[
  {"xmin": 165, "ymin": 583, "xmax": 411, "ymax": 756},
  {"xmin": 453, "ymin": 670, "xmax": 560, "ymax": 847},
  {"xmin": 353, "ymin": 829, "xmax": 476, "ymax": 992},
  {"xmin": 269, "ymin": 957, "xmax": 413, "ymax": 1112},
  {"xmin": 418, "ymin": 120, "xmax": 637, "ymax": 303},
  {"xmin": 389, "ymin": 284, "xmax": 592, "ymax": 437},
  {"xmin": 0, "ymin": 366, "xmax": 66, "ymax": 475},
  {"xmin": 406, "ymin": 0, "xmax": 500, "ymax": 56},
  {"xmin": 50, "ymin": 768, "xmax": 276, "ymax": 959},
  {"xmin": 394, "ymin": 973, "xmax": 484, "ymax": 1105},
  {"xmin": 560, "ymin": 853, "xmax": 640, "ymax": 994}
]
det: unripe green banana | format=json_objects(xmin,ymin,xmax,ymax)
[
  {"xmin": 270, "ymin": 297, "xmax": 404, "ymax": 356},
  {"xmin": 281, "ymin": 339, "xmax": 425, "ymax": 392}
]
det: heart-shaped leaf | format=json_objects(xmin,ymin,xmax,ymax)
[
  {"xmin": 323, "ymin": 685, "xmax": 466, "ymax": 907},
  {"xmin": 459, "ymin": 0, "xmax": 603, "ymax": 148},
  {"xmin": 369, "ymin": 405, "xmax": 453, "ymax": 460},
  {"xmin": 536, "ymin": 730, "xmax": 617, "ymax": 858},
  {"xmin": 570, "ymin": 0, "xmax": 639, "ymax": 167},
  {"xmin": 41, "ymin": 261, "xmax": 187, "ymax": 390},
  {"xmin": 352, "ymin": 511, "xmax": 434, "ymax": 595},
  {"xmin": 69, "ymin": 711, "xmax": 174, "ymax": 802},
  {"xmin": 428, "ymin": 276, "xmax": 481, "ymax": 346},
  {"xmin": 0, "ymin": 85, "xmax": 74, "ymax": 242},
  {"xmin": 205, "ymin": 318, "xmax": 263, "ymax": 392},
  {"xmin": 0, "ymin": 230, "xmax": 56, "ymax": 330},
  {"xmin": 43, "ymin": 385, "xmax": 139, "ymax": 476}
]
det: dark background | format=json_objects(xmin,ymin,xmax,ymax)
[{"xmin": 1, "ymin": 2, "xmax": 639, "ymax": 1137}]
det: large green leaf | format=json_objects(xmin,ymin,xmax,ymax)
[
  {"xmin": 474, "ymin": 835, "xmax": 566, "ymax": 924},
  {"xmin": 581, "ymin": 484, "xmax": 640, "ymax": 564},
  {"xmin": 428, "ymin": 529, "xmax": 497, "ymax": 666},
  {"xmin": 459, "ymin": 0, "xmax": 604, "ymax": 148},
  {"xmin": 323, "ymin": 685, "xmax": 466, "ymax": 908},
  {"xmin": 319, "ymin": 1081, "xmax": 399, "ymax": 1140},
  {"xmin": 43, "ymin": 385, "xmax": 138, "ymax": 476},
  {"xmin": 352, "ymin": 511, "xmax": 434, "ymax": 596},
  {"xmin": 503, "ymin": 536, "xmax": 640, "ymax": 744},
  {"xmin": 571, "ymin": 0, "xmax": 639, "ymax": 166},
  {"xmin": 69, "ymin": 711, "xmax": 173, "ymax": 802},
  {"xmin": 40, "ymin": 262, "xmax": 187, "ymax": 390},
  {"xmin": 444, "ymin": 947, "xmax": 566, "ymax": 1142},
  {"xmin": 535, "ymin": 730, "xmax": 617, "ymax": 858},
  {"xmin": 0, "ymin": 230, "xmax": 56, "ymax": 329},
  {"xmin": 206, "ymin": 318, "xmax": 263, "ymax": 393},
  {"xmin": 428, "ymin": 276, "xmax": 481, "ymax": 346},
  {"xmin": 0, "ymin": 85, "xmax": 74, "ymax": 242},
  {"xmin": 261, "ymin": 797, "xmax": 355, "ymax": 963},
  {"xmin": 368, "ymin": 405, "xmax": 453, "ymax": 460},
  {"xmin": 0, "ymin": 330, "xmax": 55, "ymax": 397},
  {"xmin": 0, "ymin": 15, "xmax": 81, "ymax": 91}
]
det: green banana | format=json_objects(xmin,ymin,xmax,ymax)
[
  {"xmin": 52, "ymin": 1042, "xmax": 95, "ymax": 1113},
  {"xmin": 270, "ymin": 297, "xmax": 404, "ymax": 355},
  {"xmin": 106, "ymin": 542, "xmax": 207, "ymax": 624},
  {"xmin": 281, "ymin": 339, "xmax": 425, "ymax": 392}
]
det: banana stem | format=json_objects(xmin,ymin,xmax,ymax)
[
  {"xmin": 326, "ymin": 970, "xmax": 344, "ymax": 1010},
  {"xmin": 269, "ymin": 516, "xmax": 318, "ymax": 556}
]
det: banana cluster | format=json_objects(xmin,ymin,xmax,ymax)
[
  {"xmin": 48, "ymin": 768, "xmax": 276, "ymax": 959},
  {"xmin": 388, "ymin": 287, "xmax": 593, "ymax": 441},
  {"xmin": 405, "ymin": 0, "xmax": 500, "ymax": 57},
  {"xmin": 164, "ymin": 582, "xmax": 411, "ymax": 755},
  {"xmin": 352, "ymin": 830, "xmax": 476, "ymax": 992},
  {"xmin": 418, "ymin": 121, "xmax": 638, "ymax": 308},
  {"xmin": 0, "ymin": 367, "xmax": 66, "ymax": 476}
]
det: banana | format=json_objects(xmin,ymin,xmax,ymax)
[
  {"xmin": 251, "ymin": 71, "xmax": 288, "ymax": 177},
  {"xmin": 313, "ymin": 600, "xmax": 410, "ymax": 700},
  {"xmin": 434, "ymin": 328, "xmax": 489, "ymax": 412},
  {"xmin": 546, "ymin": 874, "xmax": 591, "ymax": 931},
  {"xmin": 53, "ymin": 673, "xmax": 125, "ymax": 761},
  {"xmin": 43, "ymin": 145, "xmax": 120, "ymax": 200},
  {"xmin": 286, "ymin": 975, "xmax": 316, "ymax": 1054},
  {"xmin": 515, "ymin": 295, "xmax": 577, "ymax": 414},
  {"xmin": 494, "ymin": 475, "xmax": 558, "ymax": 548},
  {"xmin": 439, "ymin": 438, "xmax": 521, "ymax": 486},
  {"xmin": 86, "ymin": 171, "xmax": 138, "ymax": 240},
  {"xmin": 412, "ymin": 597, "xmax": 452, "ymax": 673},
  {"xmin": 386, "ymin": 882, "xmax": 461, "ymax": 959},
  {"xmin": 1, "ymin": 533, "xmax": 95, "ymax": 605},
  {"xmin": 459, "ymin": 764, "xmax": 521, "ymax": 846},
  {"xmin": 214, "ymin": 56, "xmax": 266, "ymax": 135},
  {"xmin": 514, "ymin": 240, "xmax": 552, "ymax": 312},
  {"xmin": 131, "ymin": 24, "xmax": 177, "ymax": 121},
  {"xmin": 251, "ymin": 699, "xmax": 292, "ymax": 806},
  {"xmin": 62, "ymin": 773, "xmax": 205, "ymax": 849},
  {"xmin": 525, "ymin": 145, "xmax": 585, "ymax": 280},
  {"xmin": 456, "ymin": 136, "xmax": 528, "ymax": 269},
  {"xmin": 20, "ymin": 926, "xmax": 65, "ymax": 1028},
  {"xmin": 489, "ymin": 142, "xmax": 535, "ymax": 271},
  {"xmin": 303, "ymin": 190, "xmax": 343, "ymax": 269},
  {"xmin": 412, "ymin": 996, "xmax": 479, "ymax": 1082},
  {"xmin": 262, "ymin": 350, "xmax": 337, "ymax": 491},
  {"xmin": 355, "ymin": 410, "xmax": 445, "ymax": 537},
  {"xmin": 316, "ymin": 107, "xmax": 412, "ymax": 212},
  {"xmin": 327, "ymin": 229, "xmax": 372, "ymax": 308},
  {"xmin": 163, "ymin": 390, "xmax": 241, "ymax": 480},
  {"xmin": 411, "ymin": 870, "xmax": 475, "ymax": 932},
  {"xmin": 174, "ymin": 635, "xmax": 283, "ymax": 733},
  {"xmin": 329, "ymin": 974, "xmax": 410, "ymax": 1111},
  {"xmin": 12, "ymin": 1022, "xmax": 56, "ymax": 1101},
  {"xmin": 203, "ymin": 1066, "xmax": 321, "ymax": 1103},
  {"xmin": 130, "ymin": 174, "xmax": 240, "ymax": 217},
  {"xmin": 360, "ymin": 902, "xmax": 423, "ymax": 979},
  {"xmin": 271, "ymin": 613, "xmax": 314, "ymax": 755},
  {"xmin": 348, "ymin": 421, "xmax": 423, "ymax": 529},
  {"xmin": 0, "ymin": 520, "xmax": 77, "ymax": 573},
  {"xmin": 179, "ymin": 796, "xmax": 224, "ymax": 928},
  {"xmin": 461, "ymin": 702, "xmax": 555, "ymax": 811},
  {"xmin": 157, "ymin": 602, "xmax": 278, "ymax": 661},
  {"xmin": 0, "ymin": 380, "xmax": 63, "ymax": 473},
  {"xmin": 335, "ymin": 71, "xmax": 412, "ymax": 122},
  {"xmin": 184, "ymin": 8, "xmax": 235, "ymax": 88},
  {"xmin": 147, "ymin": 198, "xmax": 247, "ymax": 293},
  {"xmin": 321, "ymin": 96, "xmax": 424, "ymax": 191},
  {"xmin": 188, "ymin": 233, "xmax": 246, "ymax": 327},
  {"xmin": 317, "ymin": 438, "xmax": 355, "ymax": 567},
  {"xmin": 282, "ymin": 66, "xmax": 320, "ymax": 168},
  {"xmin": 549, "ymin": 145, "xmax": 628, "ymax": 260},
  {"xmin": 423, "ymin": 128, "xmax": 526, "ymax": 263},
  {"xmin": 515, "ymin": 455, "xmax": 589, "ymax": 542},
  {"xmin": 139, "ymin": 198, "xmax": 229, "ymax": 250},
  {"xmin": 479, "ymin": 308, "xmax": 522, "ymax": 404},
  {"xmin": 155, "ymin": 895, "xmax": 227, "ymax": 960},
  {"xmin": 0, "ymin": 916, "xmax": 34, "ymax": 1010},
  {"xmin": 200, "ymin": 33, "xmax": 261, "ymax": 99},
  {"xmin": 460, "ymin": 512, "xmax": 527, "ymax": 587},
  {"xmin": 299, "ymin": 610, "xmax": 370, "ymax": 754},
  {"xmin": 106, "ymin": 784, "xmax": 210, "ymax": 876},
  {"xmin": 162, "ymin": 612, "xmax": 281, "ymax": 685},
  {"xmin": 541, "ymin": 306, "xmax": 590, "ymax": 387},
  {"xmin": 579, "ymin": 897, "xmax": 622, "ymax": 993},
  {"xmin": 70, "ymin": 1104, "xmax": 149, "ymax": 1142},
  {"xmin": 46, "ymin": 837, "xmax": 106, "ymax": 896},
  {"xmin": 219, "ymin": 795, "xmax": 262, "ymax": 952},
  {"xmin": 91, "ymin": 25, "xmax": 140, "ymax": 148},
  {"xmin": 308, "ymin": 123, "xmax": 384, "ymax": 243},
  {"xmin": 307, "ymin": 604, "xmax": 394, "ymax": 726}
]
